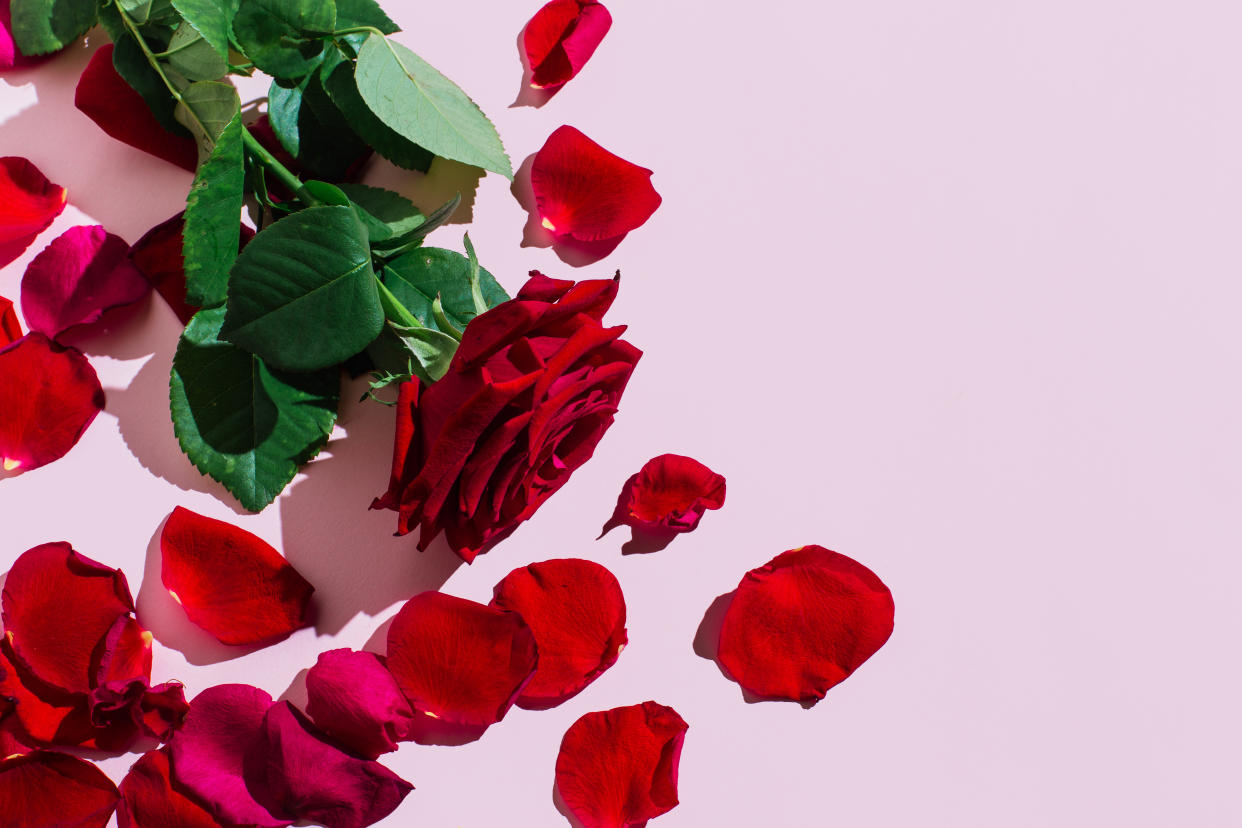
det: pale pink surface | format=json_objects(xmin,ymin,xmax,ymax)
[{"xmin": 1, "ymin": 3, "xmax": 1240, "ymax": 826}]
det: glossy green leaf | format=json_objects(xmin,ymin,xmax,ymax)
[
  {"xmin": 9, "ymin": 0, "xmax": 97, "ymax": 55},
  {"xmin": 366, "ymin": 321, "xmax": 458, "ymax": 384},
  {"xmin": 175, "ymin": 80, "xmax": 241, "ymax": 158},
  {"xmin": 369, "ymin": 193, "xmax": 459, "ymax": 257},
  {"xmin": 233, "ymin": 0, "xmax": 335, "ymax": 78},
  {"xmin": 221, "ymin": 206, "xmax": 383, "ymax": 372},
  {"xmin": 381, "ymin": 247, "xmax": 508, "ymax": 334},
  {"xmin": 334, "ymin": 0, "xmax": 397, "ymax": 33},
  {"xmin": 183, "ymin": 113, "xmax": 245, "ymax": 307},
  {"xmin": 171, "ymin": 307, "xmax": 339, "ymax": 512},
  {"xmin": 298, "ymin": 180, "xmax": 351, "ymax": 206},
  {"xmin": 320, "ymin": 52, "xmax": 432, "ymax": 172},
  {"xmin": 165, "ymin": 22, "xmax": 229, "ymax": 81},
  {"xmin": 335, "ymin": 184, "xmax": 424, "ymax": 245},
  {"xmin": 268, "ymin": 74, "xmax": 371, "ymax": 180},
  {"xmin": 170, "ymin": 0, "xmax": 238, "ymax": 57},
  {"xmin": 118, "ymin": 0, "xmax": 153, "ymax": 25}
]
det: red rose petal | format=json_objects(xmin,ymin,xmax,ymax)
[
  {"xmin": 0, "ymin": 334, "xmax": 105, "ymax": 472},
  {"xmin": 490, "ymin": 559, "xmax": 627, "ymax": 709},
  {"xmin": 717, "ymin": 545, "xmax": 895, "ymax": 703},
  {"xmin": 94, "ymin": 616, "xmax": 154, "ymax": 690},
  {"xmin": 618, "ymin": 454, "xmax": 726, "ymax": 534},
  {"xmin": 160, "ymin": 506, "xmax": 315, "ymax": 646},
  {"xmin": 21, "ymin": 225, "xmax": 151, "ymax": 339},
  {"xmin": 74, "ymin": 44, "xmax": 198, "ymax": 172},
  {"xmin": 523, "ymin": 0, "xmax": 612, "ymax": 90},
  {"xmin": 0, "ymin": 751, "xmax": 120, "ymax": 828},
  {"xmin": 530, "ymin": 126, "xmax": 661, "ymax": 243},
  {"xmin": 0, "ymin": 294, "xmax": 21, "ymax": 345},
  {"xmin": 555, "ymin": 701, "xmax": 688, "ymax": 828},
  {"xmin": 386, "ymin": 592, "xmax": 538, "ymax": 727},
  {"xmin": 0, "ymin": 156, "xmax": 67, "ymax": 244},
  {"xmin": 304, "ymin": 649, "xmax": 416, "ymax": 759},
  {"xmin": 117, "ymin": 750, "xmax": 226, "ymax": 828},
  {"xmin": 0, "ymin": 638, "xmax": 93, "ymax": 748}
]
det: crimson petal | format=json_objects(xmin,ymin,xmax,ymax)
[
  {"xmin": 128, "ymin": 214, "xmax": 255, "ymax": 325},
  {"xmin": 717, "ymin": 545, "xmax": 895, "ymax": 703},
  {"xmin": 304, "ymin": 649, "xmax": 416, "ymax": 759},
  {"xmin": 523, "ymin": 0, "xmax": 612, "ymax": 90},
  {"xmin": 618, "ymin": 454, "xmax": 726, "ymax": 534},
  {"xmin": 490, "ymin": 558, "xmax": 627, "ymax": 709},
  {"xmin": 386, "ymin": 592, "xmax": 538, "ymax": 728},
  {"xmin": 0, "ymin": 156, "xmax": 67, "ymax": 244},
  {"xmin": 117, "ymin": 750, "xmax": 228, "ymax": 828},
  {"xmin": 0, "ymin": 294, "xmax": 21, "ymax": 345},
  {"xmin": 160, "ymin": 507, "xmax": 315, "ymax": 646},
  {"xmin": 0, "ymin": 638, "xmax": 93, "ymax": 749},
  {"xmin": 555, "ymin": 701, "xmax": 688, "ymax": 828},
  {"xmin": 0, "ymin": 751, "xmax": 119, "ymax": 828}
]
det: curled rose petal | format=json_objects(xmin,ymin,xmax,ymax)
[
  {"xmin": 117, "ymin": 750, "xmax": 225, "ymax": 828},
  {"xmin": 717, "ymin": 545, "xmax": 895, "ymax": 704},
  {"xmin": 0, "ymin": 156, "xmax": 67, "ymax": 244},
  {"xmin": 0, "ymin": 751, "xmax": 120, "ymax": 828},
  {"xmin": 386, "ymin": 592, "xmax": 538, "ymax": 727},
  {"xmin": 490, "ymin": 558, "xmax": 627, "ymax": 709},
  {"xmin": 160, "ymin": 506, "xmax": 315, "ymax": 646},
  {"xmin": 20, "ymin": 225, "xmax": 151, "ymax": 339},
  {"xmin": 0, "ymin": 334, "xmax": 105, "ymax": 472},
  {"xmin": 555, "ymin": 701, "xmax": 688, "ymax": 828},
  {"xmin": 530, "ymin": 126, "xmax": 661, "ymax": 243},
  {"xmin": 0, "ymin": 294, "xmax": 21, "ymax": 345},
  {"xmin": 305, "ymin": 649, "xmax": 416, "ymax": 759},
  {"xmin": 523, "ymin": 0, "xmax": 612, "ymax": 90},
  {"xmin": 616, "ymin": 454, "xmax": 726, "ymax": 534}
]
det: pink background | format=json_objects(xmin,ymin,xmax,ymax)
[{"xmin": 3, "ymin": 1, "xmax": 1240, "ymax": 824}]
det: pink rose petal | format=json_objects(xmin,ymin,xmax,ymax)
[{"xmin": 305, "ymin": 649, "xmax": 417, "ymax": 759}]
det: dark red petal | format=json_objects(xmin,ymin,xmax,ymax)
[
  {"xmin": 117, "ymin": 750, "xmax": 225, "ymax": 828},
  {"xmin": 160, "ymin": 506, "xmax": 315, "ymax": 646},
  {"xmin": 386, "ymin": 592, "xmax": 538, "ymax": 727},
  {"xmin": 128, "ymin": 213, "xmax": 254, "ymax": 325},
  {"xmin": 74, "ymin": 44, "xmax": 198, "ymax": 172},
  {"xmin": 0, "ymin": 156, "xmax": 67, "ymax": 244},
  {"xmin": 371, "ymin": 378, "xmax": 422, "ymax": 515},
  {"xmin": 0, "ymin": 638, "xmax": 94, "ymax": 748},
  {"xmin": 530, "ymin": 126, "xmax": 661, "ymax": 243},
  {"xmin": 523, "ymin": 0, "xmax": 612, "ymax": 90},
  {"xmin": 135, "ymin": 683, "xmax": 190, "ymax": 742},
  {"xmin": 21, "ymin": 225, "xmax": 150, "ymax": 339},
  {"xmin": 0, "ymin": 751, "xmax": 120, "ymax": 828},
  {"xmin": 555, "ymin": 702, "xmax": 688, "ymax": 828},
  {"xmin": 304, "ymin": 649, "xmax": 416, "ymax": 759},
  {"xmin": 255, "ymin": 702, "xmax": 413, "ymax": 828},
  {"xmin": 0, "ymin": 334, "xmax": 105, "ymax": 472},
  {"xmin": 619, "ymin": 454, "xmax": 726, "ymax": 534},
  {"xmin": 717, "ymin": 545, "xmax": 895, "ymax": 703},
  {"xmin": 490, "ymin": 559, "xmax": 627, "ymax": 709},
  {"xmin": 0, "ymin": 293, "xmax": 22, "ymax": 345}
]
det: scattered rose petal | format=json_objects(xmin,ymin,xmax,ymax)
[
  {"xmin": 0, "ymin": 334, "xmax": 105, "ymax": 472},
  {"xmin": 0, "ymin": 294, "xmax": 22, "ymax": 345},
  {"xmin": 117, "ymin": 750, "xmax": 225, "ymax": 828},
  {"xmin": 20, "ymin": 225, "xmax": 151, "ymax": 339},
  {"xmin": 530, "ymin": 126, "xmax": 661, "ymax": 243},
  {"xmin": 0, "ymin": 751, "xmax": 120, "ymax": 828},
  {"xmin": 0, "ymin": 639, "xmax": 94, "ymax": 748},
  {"xmin": 490, "ymin": 558, "xmax": 627, "ymax": 709},
  {"xmin": 305, "ymin": 649, "xmax": 416, "ymax": 759},
  {"xmin": 386, "ymin": 592, "xmax": 538, "ymax": 727},
  {"xmin": 523, "ymin": 0, "xmax": 612, "ymax": 90},
  {"xmin": 616, "ymin": 454, "xmax": 726, "ymax": 534},
  {"xmin": 74, "ymin": 44, "xmax": 198, "ymax": 172},
  {"xmin": 0, "ymin": 156, "xmax": 67, "ymax": 244},
  {"xmin": 717, "ymin": 545, "xmax": 895, "ymax": 704},
  {"xmin": 555, "ymin": 701, "xmax": 688, "ymax": 828},
  {"xmin": 160, "ymin": 506, "xmax": 315, "ymax": 646}
]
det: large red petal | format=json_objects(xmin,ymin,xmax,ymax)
[
  {"xmin": 530, "ymin": 126, "xmax": 661, "ymax": 243},
  {"xmin": 619, "ymin": 454, "xmax": 726, "ymax": 534},
  {"xmin": 385, "ymin": 592, "xmax": 538, "ymax": 727},
  {"xmin": 21, "ymin": 225, "xmax": 151, "ymax": 339},
  {"xmin": 0, "ymin": 334, "xmax": 105, "ymax": 472},
  {"xmin": 523, "ymin": 0, "xmax": 612, "ymax": 90},
  {"xmin": 304, "ymin": 649, "xmax": 416, "ymax": 759},
  {"xmin": 0, "ymin": 294, "xmax": 21, "ymax": 345},
  {"xmin": 555, "ymin": 701, "xmax": 688, "ymax": 828},
  {"xmin": 0, "ymin": 752, "xmax": 119, "ymax": 827},
  {"xmin": 0, "ymin": 156, "xmax": 67, "ymax": 244},
  {"xmin": 716, "ymin": 545, "xmax": 895, "ymax": 703},
  {"xmin": 117, "ymin": 750, "xmax": 227, "ymax": 828},
  {"xmin": 0, "ymin": 638, "xmax": 94, "ymax": 749},
  {"xmin": 74, "ymin": 44, "xmax": 198, "ymax": 172},
  {"xmin": 490, "ymin": 558, "xmax": 627, "ymax": 709},
  {"xmin": 160, "ymin": 507, "xmax": 315, "ymax": 646}
]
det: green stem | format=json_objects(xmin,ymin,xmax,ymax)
[
  {"xmin": 241, "ymin": 129, "xmax": 306, "ymax": 196},
  {"xmin": 375, "ymin": 279, "xmax": 423, "ymax": 329}
]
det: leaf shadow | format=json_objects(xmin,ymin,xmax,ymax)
[
  {"xmin": 511, "ymin": 153, "xmax": 623, "ymax": 268},
  {"xmin": 361, "ymin": 156, "xmax": 483, "ymax": 228},
  {"xmin": 510, "ymin": 27, "xmax": 556, "ymax": 109}
]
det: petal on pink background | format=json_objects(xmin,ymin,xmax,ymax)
[
  {"xmin": 616, "ymin": 454, "xmax": 726, "ymax": 534},
  {"xmin": 0, "ymin": 294, "xmax": 21, "ymax": 345},
  {"xmin": 117, "ymin": 750, "xmax": 227, "ymax": 828},
  {"xmin": 0, "ymin": 751, "xmax": 120, "ymax": 828},
  {"xmin": 305, "ymin": 649, "xmax": 417, "ymax": 759},
  {"xmin": 20, "ymin": 225, "xmax": 151, "ymax": 339},
  {"xmin": 0, "ymin": 156, "xmax": 67, "ymax": 244},
  {"xmin": 523, "ymin": 0, "xmax": 612, "ymax": 90}
]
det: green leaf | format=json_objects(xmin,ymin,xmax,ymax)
[
  {"xmin": 370, "ymin": 193, "xmax": 459, "ymax": 257},
  {"xmin": 118, "ymin": 0, "xmax": 153, "ymax": 25},
  {"xmin": 175, "ymin": 80, "xmax": 241, "ymax": 158},
  {"xmin": 320, "ymin": 51, "xmax": 432, "ymax": 172},
  {"xmin": 171, "ymin": 307, "xmax": 339, "ymax": 512},
  {"xmin": 267, "ymin": 74, "xmax": 371, "ymax": 180},
  {"xmin": 354, "ymin": 35, "xmax": 511, "ymax": 179},
  {"xmin": 462, "ymin": 233, "xmax": 489, "ymax": 316},
  {"xmin": 221, "ymin": 206, "xmax": 383, "ymax": 372},
  {"xmin": 381, "ymin": 247, "xmax": 508, "ymax": 334},
  {"xmin": 9, "ymin": 0, "xmax": 97, "ymax": 56},
  {"xmin": 164, "ymin": 22, "xmax": 229, "ymax": 81},
  {"xmin": 298, "ymin": 180, "xmax": 351, "ymax": 206},
  {"xmin": 110, "ymin": 31, "xmax": 189, "ymax": 135},
  {"xmin": 366, "ymin": 321, "xmax": 458, "ymax": 384},
  {"xmin": 334, "ymin": 0, "xmax": 397, "ymax": 33},
  {"xmin": 170, "ymin": 0, "xmax": 238, "ymax": 58},
  {"xmin": 335, "ymin": 184, "xmax": 424, "ymax": 245},
  {"xmin": 183, "ymin": 113, "xmax": 244, "ymax": 307},
  {"xmin": 233, "ymin": 0, "xmax": 335, "ymax": 78}
]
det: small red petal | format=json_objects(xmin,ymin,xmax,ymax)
[
  {"xmin": 305, "ymin": 649, "xmax": 416, "ymax": 759},
  {"xmin": 0, "ymin": 751, "xmax": 120, "ymax": 828},
  {"xmin": 20, "ymin": 225, "xmax": 151, "ymax": 339},
  {"xmin": 95, "ymin": 615, "xmax": 154, "ymax": 689},
  {"xmin": 717, "ymin": 545, "xmax": 895, "ymax": 703},
  {"xmin": 619, "ymin": 454, "xmax": 726, "ymax": 534},
  {"xmin": 0, "ymin": 294, "xmax": 22, "ymax": 345},
  {"xmin": 160, "ymin": 507, "xmax": 315, "ymax": 646},
  {"xmin": 117, "ymin": 750, "xmax": 225, "ymax": 828},
  {"xmin": 0, "ymin": 156, "xmax": 67, "ymax": 244},
  {"xmin": 386, "ymin": 592, "xmax": 538, "ymax": 727},
  {"xmin": 523, "ymin": 0, "xmax": 612, "ymax": 90},
  {"xmin": 530, "ymin": 126, "xmax": 661, "ymax": 243},
  {"xmin": 74, "ymin": 44, "xmax": 198, "ymax": 172},
  {"xmin": 490, "ymin": 559, "xmax": 627, "ymax": 709},
  {"xmin": 555, "ymin": 701, "xmax": 688, "ymax": 828},
  {"xmin": 0, "ymin": 334, "xmax": 105, "ymax": 472}
]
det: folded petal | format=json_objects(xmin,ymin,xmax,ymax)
[
  {"xmin": 0, "ymin": 156, "xmax": 67, "ymax": 244},
  {"xmin": 717, "ymin": 545, "xmax": 895, "ymax": 704},
  {"xmin": 490, "ymin": 559, "xmax": 627, "ymax": 709},
  {"xmin": 523, "ymin": 0, "xmax": 612, "ymax": 90},
  {"xmin": 0, "ymin": 638, "xmax": 94, "ymax": 748},
  {"xmin": 304, "ymin": 649, "xmax": 416, "ymax": 759},
  {"xmin": 0, "ymin": 294, "xmax": 21, "ymax": 345},
  {"xmin": 530, "ymin": 126, "xmax": 661, "ymax": 242},
  {"xmin": 94, "ymin": 615, "xmax": 154, "ymax": 689},
  {"xmin": 555, "ymin": 701, "xmax": 688, "ymax": 828},
  {"xmin": 0, "ymin": 751, "xmax": 119, "ymax": 828},
  {"xmin": 618, "ymin": 454, "xmax": 726, "ymax": 534},
  {"xmin": 160, "ymin": 506, "xmax": 315, "ymax": 646},
  {"xmin": 0, "ymin": 334, "xmax": 105, "ymax": 472},
  {"xmin": 117, "ymin": 750, "xmax": 226, "ymax": 828},
  {"xmin": 386, "ymin": 592, "xmax": 538, "ymax": 727}
]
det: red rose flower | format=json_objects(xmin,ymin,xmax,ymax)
[{"xmin": 372, "ymin": 271, "xmax": 642, "ymax": 562}]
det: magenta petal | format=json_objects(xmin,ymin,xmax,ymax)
[{"xmin": 305, "ymin": 649, "xmax": 417, "ymax": 759}]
